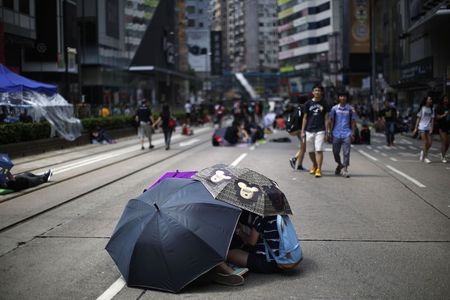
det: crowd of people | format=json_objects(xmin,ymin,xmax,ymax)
[{"xmin": 286, "ymin": 85, "xmax": 449, "ymax": 178}]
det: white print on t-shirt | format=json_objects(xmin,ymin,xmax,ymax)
[{"xmin": 417, "ymin": 106, "xmax": 434, "ymax": 131}]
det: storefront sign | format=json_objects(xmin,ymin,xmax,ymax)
[{"xmin": 400, "ymin": 57, "xmax": 433, "ymax": 82}]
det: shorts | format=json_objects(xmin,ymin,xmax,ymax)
[
  {"xmin": 138, "ymin": 122, "xmax": 152, "ymax": 138},
  {"xmin": 306, "ymin": 131, "xmax": 325, "ymax": 152},
  {"xmin": 246, "ymin": 253, "xmax": 280, "ymax": 274},
  {"xmin": 418, "ymin": 129, "xmax": 431, "ymax": 135}
]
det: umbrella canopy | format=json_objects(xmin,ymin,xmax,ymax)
[
  {"xmin": 146, "ymin": 170, "xmax": 197, "ymax": 190},
  {"xmin": 105, "ymin": 178, "xmax": 241, "ymax": 293},
  {"xmin": 0, "ymin": 153, "xmax": 13, "ymax": 170},
  {"xmin": 0, "ymin": 64, "xmax": 57, "ymax": 94},
  {"xmin": 193, "ymin": 164, "xmax": 292, "ymax": 217}
]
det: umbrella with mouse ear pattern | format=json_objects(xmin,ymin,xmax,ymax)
[
  {"xmin": 193, "ymin": 164, "xmax": 292, "ymax": 217},
  {"xmin": 105, "ymin": 178, "xmax": 241, "ymax": 293}
]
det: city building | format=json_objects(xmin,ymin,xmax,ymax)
[
  {"xmin": 210, "ymin": 0, "xmax": 280, "ymax": 99},
  {"xmin": 1, "ymin": 0, "xmax": 196, "ymax": 111},
  {"xmin": 277, "ymin": 0, "xmax": 340, "ymax": 97},
  {"xmin": 383, "ymin": 0, "xmax": 450, "ymax": 111}
]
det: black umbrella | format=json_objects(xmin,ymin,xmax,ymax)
[{"xmin": 105, "ymin": 178, "xmax": 241, "ymax": 293}]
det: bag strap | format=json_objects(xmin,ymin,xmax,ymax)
[{"xmin": 263, "ymin": 215, "xmax": 283, "ymax": 262}]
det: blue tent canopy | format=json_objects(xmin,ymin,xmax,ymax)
[{"xmin": 0, "ymin": 64, "xmax": 57, "ymax": 95}]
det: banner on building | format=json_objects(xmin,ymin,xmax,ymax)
[
  {"xmin": 210, "ymin": 31, "xmax": 222, "ymax": 76},
  {"xmin": 187, "ymin": 29, "xmax": 210, "ymax": 72},
  {"xmin": 350, "ymin": 0, "xmax": 370, "ymax": 53}
]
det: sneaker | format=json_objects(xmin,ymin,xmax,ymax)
[
  {"xmin": 335, "ymin": 164, "xmax": 343, "ymax": 175},
  {"xmin": 309, "ymin": 167, "xmax": 317, "ymax": 175},
  {"xmin": 289, "ymin": 157, "xmax": 296, "ymax": 170},
  {"xmin": 43, "ymin": 169, "xmax": 53, "ymax": 182},
  {"xmin": 341, "ymin": 170, "xmax": 350, "ymax": 178},
  {"xmin": 296, "ymin": 164, "xmax": 304, "ymax": 171},
  {"xmin": 149, "ymin": 145, "xmax": 155, "ymax": 149},
  {"xmin": 441, "ymin": 154, "xmax": 448, "ymax": 163},
  {"xmin": 314, "ymin": 168, "xmax": 322, "ymax": 178},
  {"xmin": 424, "ymin": 157, "xmax": 431, "ymax": 164},
  {"xmin": 419, "ymin": 150, "xmax": 424, "ymax": 161},
  {"xmin": 141, "ymin": 146, "xmax": 145, "ymax": 150},
  {"xmin": 232, "ymin": 267, "xmax": 249, "ymax": 276},
  {"xmin": 212, "ymin": 272, "xmax": 244, "ymax": 286}
]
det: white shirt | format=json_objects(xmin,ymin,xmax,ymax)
[{"xmin": 417, "ymin": 106, "xmax": 434, "ymax": 131}]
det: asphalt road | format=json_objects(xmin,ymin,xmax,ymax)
[{"xmin": 0, "ymin": 125, "xmax": 449, "ymax": 299}]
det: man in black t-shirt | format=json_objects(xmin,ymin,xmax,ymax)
[
  {"xmin": 135, "ymin": 100, "xmax": 155, "ymax": 150},
  {"xmin": 301, "ymin": 84, "xmax": 329, "ymax": 178},
  {"xmin": 378, "ymin": 101, "xmax": 397, "ymax": 146}
]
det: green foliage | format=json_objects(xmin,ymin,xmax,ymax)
[
  {"xmin": 0, "ymin": 122, "xmax": 51, "ymax": 144},
  {"xmin": 81, "ymin": 116, "xmax": 134, "ymax": 132}
]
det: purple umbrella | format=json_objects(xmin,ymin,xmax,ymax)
[{"xmin": 146, "ymin": 170, "xmax": 197, "ymax": 190}]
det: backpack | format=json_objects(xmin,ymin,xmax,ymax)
[
  {"xmin": 264, "ymin": 215, "xmax": 302, "ymax": 270},
  {"xmin": 286, "ymin": 106, "xmax": 302, "ymax": 135}
]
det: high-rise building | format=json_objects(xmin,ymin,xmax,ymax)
[
  {"xmin": 277, "ymin": 0, "xmax": 339, "ymax": 96},
  {"xmin": 226, "ymin": 0, "xmax": 278, "ymax": 73},
  {"xmin": 185, "ymin": 0, "xmax": 211, "ymax": 74}
]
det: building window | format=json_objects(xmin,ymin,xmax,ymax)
[
  {"xmin": 19, "ymin": 0, "xmax": 30, "ymax": 14},
  {"xmin": 199, "ymin": 22, "xmax": 204, "ymax": 28},
  {"xmin": 186, "ymin": 6, "xmax": 195, "ymax": 14},
  {"xmin": 3, "ymin": 0, "xmax": 14, "ymax": 10},
  {"xmin": 188, "ymin": 19, "xmax": 195, "ymax": 27}
]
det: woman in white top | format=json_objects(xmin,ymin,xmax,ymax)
[{"xmin": 413, "ymin": 96, "xmax": 435, "ymax": 163}]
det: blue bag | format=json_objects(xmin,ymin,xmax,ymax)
[{"xmin": 264, "ymin": 215, "xmax": 302, "ymax": 270}]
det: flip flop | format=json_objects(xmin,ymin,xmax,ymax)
[{"xmin": 212, "ymin": 272, "xmax": 244, "ymax": 286}]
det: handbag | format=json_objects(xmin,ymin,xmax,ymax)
[{"xmin": 168, "ymin": 118, "xmax": 176, "ymax": 129}]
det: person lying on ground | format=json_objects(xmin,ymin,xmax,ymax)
[{"xmin": 0, "ymin": 169, "xmax": 52, "ymax": 191}]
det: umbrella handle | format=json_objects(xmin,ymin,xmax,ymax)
[
  {"xmin": 153, "ymin": 203, "xmax": 160, "ymax": 211},
  {"xmin": 173, "ymin": 170, "xmax": 179, "ymax": 177}
]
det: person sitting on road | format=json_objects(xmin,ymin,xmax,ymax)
[
  {"xmin": 90, "ymin": 126, "xmax": 115, "ymax": 144},
  {"xmin": 226, "ymin": 211, "xmax": 282, "ymax": 274},
  {"xmin": 224, "ymin": 121, "xmax": 250, "ymax": 145},
  {"xmin": 0, "ymin": 168, "xmax": 53, "ymax": 192}
]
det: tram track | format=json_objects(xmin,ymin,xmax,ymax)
[
  {"xmin": 0, "ymin": 128, "xmax": 213, "ymax": 203},
  {"xmin": 0, "ymin": 130, "xmax": 212, "ymax": 233}
]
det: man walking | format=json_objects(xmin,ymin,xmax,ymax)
[
  {"xmin": 379, "ymin": 100, "xmax": 397, "ymax": 146},
  {"xmin": 301, "ymin": 84, "xmax": 329, "ymax": 178},
  {"xmin": 136, "ymin": 100, "xmax": 155, "ymax": 150},
  {"xmin": 329, "ymin": 91, "xmax": 356, "ymax": 178}
]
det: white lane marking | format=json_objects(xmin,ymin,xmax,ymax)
[
  {"xmin": 389, "ymin": 157, "xmax": 398, "ymax": 162},
  {"xmin": 179, "ymin": 138, "xmax": 199, "ymax": 147},
  {"xmin": 409, "ymin": 146, "xmax": 417, "ymax": 150},
  {"xmin": 377, "ymin": 146, "xmax": 383, "ymax": 149},
  {"xmin": 358, "ymin": 150, "xmax": 378, "ymax": 161},
  {"xmin": 230, "ymin": 153, "xmax": 247, "ymax": 167},
  {"xmin": 398, "ymin": 146, "xmax": 406, "ymax": 150},
  {"xmin": 386, "ymin": 165, "xmax": 426, "ymax": 188},
  {"xmin": 430, "ymin": 147, "xmax": 437, "ymax": 151},
  {"xmin": 381, "ymin": 153, "xmax": 387, "ymax": 157},
  {"xmin": 383, "ymin": 145, "xmax": 390, "ymax": 149},
  {"xmin": 367, "ymin": 146, "xmax": 373, "ymax": 149},
  {"xmin": 96, "ymin": 277, "xmax": 126, "ymax": 300},
  {"xmin": 374, "ymin": 149, "xmax": 380, "ymax": 153},
  {"xmin": 399, "ymin": 152, "xmax": 417, "ymax": 157},
  {"xmin": 51, "ymin": 129, "xmax": 213, "ymax": 175},
  {"xmin": 447, "ymin": 167, "xmax": 450, "ymax": 170},
  {"xmin": 324, "ymin": 147, "xmax": 332, "ymax": 152},
  {"xmin": 401, "ymin": 139, "xmax": 412, "ymax": 145}
]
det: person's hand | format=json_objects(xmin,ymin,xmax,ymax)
[{"xmin": 300, "ymin": 131, "xmax": 305, "ymax": 138}]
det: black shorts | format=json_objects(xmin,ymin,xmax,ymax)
[{"xmin": 246, "ymin": 253, "xmax": 280, "ymax": 274}]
